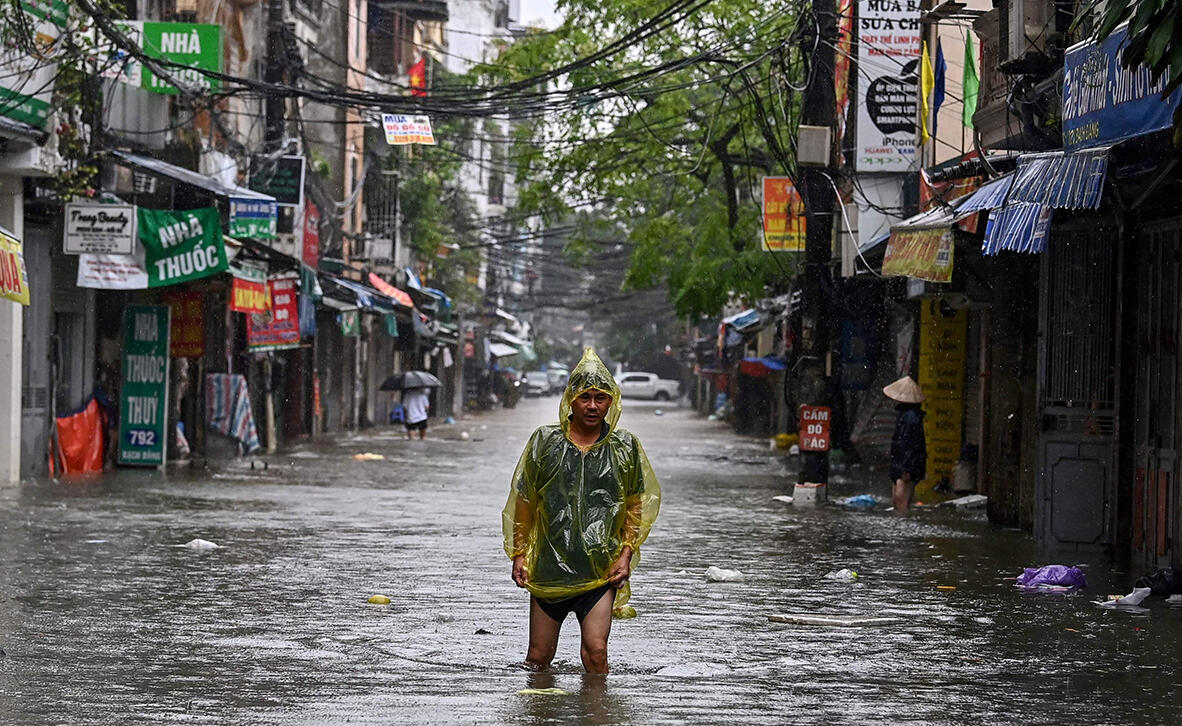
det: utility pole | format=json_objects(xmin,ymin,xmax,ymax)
[
  {"xmin": 796, "ymin": 0, "xmax": 839, "ymax": 498},
  {"xmin": 262, "ymin": 0, "xmax": 286, "ymax": 452}
]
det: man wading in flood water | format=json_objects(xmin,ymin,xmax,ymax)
[{"xmin": 503, "ymin": 348, "xmax": 661, "ymax": 674}]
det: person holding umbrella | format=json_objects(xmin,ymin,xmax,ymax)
[{"xmin": 379, "ymin": 371, "xmax": 442, "ymax": 440}]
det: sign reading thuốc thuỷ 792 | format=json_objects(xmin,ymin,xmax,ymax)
[{"xmin": 118, "ymin": 305, "xmax": 171, "ymax": 467}]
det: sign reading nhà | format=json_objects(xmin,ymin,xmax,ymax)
[
  {"xmin": 798, "ymin": 405, "xmax": 832, "ymax": 451},
  {"xmin": 382, "ymin": 114, "xmax": 436, "ymax": 145},
  {"xmin": 140, "ymin": 22, "xmax": 223, "ymax": 95},
  {"xmin": 137, "ymin": 207, "xmax": 227, "ymax": 287},
  {"xmin": 761, "ymin": 177, "xmax": 807, "ymax": 252},
  {"xmin": 118, "ymin": 305, "xmax": 170, "ymax": 467},
  {"xmin": 856, "ymin": 0, "xmax": 920, "ymax": 172},
  {"xmin": 64, "ymin": 203, "xmax": 137, "ymax": 255}
]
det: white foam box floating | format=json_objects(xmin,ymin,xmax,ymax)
[
  {"xmin": 793, "ymin": 482, "xmax": 827, "ymax": 504},
  {"xmin": 768, "ymin": 613, "xmax": 903, "ymax": 627}
]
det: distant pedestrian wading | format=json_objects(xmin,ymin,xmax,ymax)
[
  {"xmin": 503, "ymin": 348, "xmax": 661, "ymax": 674},
  {"xmin": 884, "ymin": 375, "xmax": 926, "ymax": 513}
]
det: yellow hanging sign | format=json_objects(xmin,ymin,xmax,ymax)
[{"xmin": 0, "ymin": 228, "xmax": 30, "ymax": 305}]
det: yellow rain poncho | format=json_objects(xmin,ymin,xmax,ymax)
[{"xmin": 503, "ymin": 349, "xmax": 661, "ymax": 613}]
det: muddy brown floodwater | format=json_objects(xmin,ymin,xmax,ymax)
[{"xmin": 1, "ymin": 396, "xmax": 1180, "ymax": 724}]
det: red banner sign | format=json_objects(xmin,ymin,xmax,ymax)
[
  {"xmin": 762, "ymin": 177, "xmax": 807, "ymax": 252},
  {"xmin": 247, "ymin": 278, "xmax": 300, "ymax": 351},
  {"xmin": 230, "ymin": 275, "xmax": 269, "ymax": 313},
  {"xmin": 798, "ymin": 405, "xmax": 831, "ymax": 451},
  {"xmin": 302, "ymin": 200, "xmax": 320, "ymax": 268},
  {"xmin": 165, "ymin": 291, "xmax": 204, "ymax": 358}
]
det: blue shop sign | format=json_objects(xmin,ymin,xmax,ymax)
[{"xmin": 1062, "ymin": 24, "xmax": 1182, "ymax": 151}]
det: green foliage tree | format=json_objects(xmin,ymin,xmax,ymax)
[
  {"xmin": 1086, "ymin": 0, "xmax": 1182, "ymax": 144},
  {"xmin": 478, "ymin": 0, "xmax": 807, "ymax": 319}
]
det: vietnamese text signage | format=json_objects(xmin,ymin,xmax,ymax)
[
  {"xmin": 141, "ymin": 22, "xmax": 222, "ymax": 94},
  {"xmin": 1063, "ymin": 23, "xmax": 1182, "ymax": 151},
  {"xmin": 882, "ymin": 227, "xmax": 954, "ymax": 282},
  {"xmin": 247, "ymin": 277, "xmax": 300, "ymax": 350},
  {"xmin": 798, "ymin": 405, "xmax": 832, "ymax": 451},
  {"xmin": 762, "ymin": 177, "xmax": 807, "ymax": 252},
  {"xmin": 118, "ymin": 305, "xmax": 171, "ymax": 467},
  {"xmin": 64, "ymin": 203, "xmax": 137, "ymax": 254},
  {"xmin": 165, "ymin": 291, "xmax": 204, "ymax": 358},
  {"xmin": 248, "ymin": 156, "xmax": 305, "ymax": 207},
  {"xmin": 229, "ymin": 261, "xmax": 269, "ymax": 313},
  {"xmin": 0, "ymin": 227, "xmax": 30, "ymax": 305},
  {"xmin": 138, "ymin": 207, "xmax": 227, "ymax": 287},
  {"xmin": 302, "ymin": 199, "xmax": 320, "ymax": 267},
  {"xmin": 382, "ymin": 114, "xmax": 436, "ymax": 145},
  {"xmin": 856, "ymin": 0, "xmax": 920, "ymax": 171},
  {"xmin": 228, "ymin": 197, "xmax": 278, "ymax": 239},
  {"xmin": 916, "ymin": 300, "xmax": 966, "ymax": 501}
]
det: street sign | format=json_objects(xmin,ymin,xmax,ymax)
[
  {"xmin": 798, "ymin": 405, "xmax": 831, "ymax": 451},
  {"xmin": 64, "ymin": 203, "xmax": 137, "ymax": 255},
  {"xmin": 118, "ymin": 305, "xmax": 171, "ymax": 467}
]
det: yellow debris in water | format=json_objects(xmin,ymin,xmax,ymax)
[
  {"xmin": 353, "ymin": 452, "xmax": 386, "ymax": 461},
  {"xmin": 936, "ymin": 585, "xmax": 957, "ymax": 591},
  {"xmin": 368, "ymin": 594, "xmax": 391, "ymax": 605},
  {"xmin": 517, "ymin": 688, "xmax": 571, "ymax": 696},
  {"xmin": 613, "ymin": 606, "xmax": 637, "ymax": 619}
]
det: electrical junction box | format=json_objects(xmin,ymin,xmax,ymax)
[{"xmin": 796, "ymin": 125, "xmax": 832, "ymax": 167}]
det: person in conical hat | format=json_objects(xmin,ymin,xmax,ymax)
[
  {"xmin": 884, "ymin": 376, "xmax": 926, "ymax": 512},
  {"xmin": 503, "ymin": 348, "xmax": 661, "ymax": 674}
]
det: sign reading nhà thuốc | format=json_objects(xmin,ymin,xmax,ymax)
[
  {"xmin": 96, "ymin": 21, "xmax": 222, "ymax": 94},
  {"xmin": 64, "ymin": 203, "xmax": 137, "ymax": 255},
  {"xmin": 137, "ymin": 207, "xmax": 227, "ymax": 287},
  {"xmin": 118, "ymin": 305, "xmax": 171, "ymax": 467}
]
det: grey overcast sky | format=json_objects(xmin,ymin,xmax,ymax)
[{"xmin": 518, "ymin": 0, "xmax": 561, "ymax": 28}]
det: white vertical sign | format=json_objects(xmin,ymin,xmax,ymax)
[{"xmin": 856, "ymin": 0, "xmax": 921, "ymax": 172}]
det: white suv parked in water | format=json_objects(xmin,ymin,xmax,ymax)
[{"xmin": 616, "ymin": 372, "xmax": 680, "ymax": 401}]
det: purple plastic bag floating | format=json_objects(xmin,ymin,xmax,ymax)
[{"xmin": 1015, "ymin": 565, "xmax": 1088, "ymax": 590}]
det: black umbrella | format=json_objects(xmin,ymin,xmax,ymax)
[{"xmin": 379, "ymin": 370, "xmax": 442, "ymax": 391}]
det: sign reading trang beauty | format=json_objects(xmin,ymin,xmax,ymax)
[
  {"xmin": 228, "ymin": 197, "xmax": 278, "ymax": 239},
  {"xmin": 64, "ymin": 202, "xmax": 137, "ymax": 254},
  {"xmin": 118, "ymin": 305, "xmax": 171, "ymax": 467},
  {"xmin": 138, "ymin": 207, "xmax": 227, "ymax": 287},
  {"xmin": 140, "ymin": 22, "xmax": 222, "ymax": 94}
]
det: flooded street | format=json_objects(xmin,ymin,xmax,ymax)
[{"xmin": 2, "ymin": 396, "xmax": 1181, "ymax": 724}]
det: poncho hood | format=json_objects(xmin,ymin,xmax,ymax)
[{"xmin": 559, "ymin": 348, "xmax": 622, "ymax": 439}]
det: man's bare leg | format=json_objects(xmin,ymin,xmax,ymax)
[
  {"xmin": 893, "ymin": 478, "xmax": 912, "ymax": 513},
  {"xmin": 578, "ymin": 589, "xmax": 615, "ymax": 674},
  {"xmin": 525, "ymin": 597, "xmax": 561, "ymax": 670}
]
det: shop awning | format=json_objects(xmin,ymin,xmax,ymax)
[
  {"xmin": 321, "ymin": 274, "xmax": 399, "ymax": 312},
  {"xmin": 952, "ymin": 173, "xmax": 1015, "ymax": 215},
  {"xmin": 721, "ymin": 309, "xmax": 761, "ymax": 331},
  {"xmin": 491, "ymin": 329, "xmax": 528, "ymax": 347},
  {"xmin": 983, "ymin": 203, "xmax": 1054, "ymax": 255},
  {"xmin": 111, "ymin": 150, "xmax": 277, "ymax": 202},
  {"xmin": 367, "ymin": 272, "xmax": 414, "ymax": 308},
  {"xmin": 739, "ymin": 356, "xmax": 787, "ymax": 377},
  {"xmin": 489, "ymin": 342, "xmax": 519, "ymax": 358},
  {"xmin": 1007, "ymin": 146, "xmax": 1110, "ymax": 209}
]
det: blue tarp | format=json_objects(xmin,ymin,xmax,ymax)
[
  {"xmin": 741, "ymin": 356, "xmax": 787, "ymax": 371},
  {"xmin": 1008, "ymin": 147, "xmax": 1110, "ymax": 209},
  {"xmin": 953, "ymin": 173, "xmax": 1015, "ymax": 215}
]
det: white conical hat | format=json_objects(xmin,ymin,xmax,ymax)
[{"xmin": 883, "ymin": 375, "xmax": 925, "ymax": 403}]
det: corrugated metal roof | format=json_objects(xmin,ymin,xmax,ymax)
[
  {"xmin": 1008, "ymin": 146, "xmax": 1110, "ymax": 209},
  {"xmin": 982, "ymin": 203, "xmax": 1054, "ymax": 255},
  {"xmin": 953, "ymin": 173, "xmax": 1015, "ymax": 214}
]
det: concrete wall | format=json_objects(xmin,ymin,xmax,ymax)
[{"xmin": 0, "ymin": 176, "xmax": 22, "ymax": 482}]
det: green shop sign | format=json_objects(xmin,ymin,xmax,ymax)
[
  {"xmin": 118, "ymin": 305, "xmax": 171, "ymax": 467},
  {"xmin": 138, "ymin": 207, "xmax": 227, "ymax": 287},
  {"xmin": 141, "ymin": 22, "xmax": 222, "ymax": 95}
]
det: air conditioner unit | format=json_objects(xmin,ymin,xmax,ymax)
[{"xmin": 999, "ymin": 0, "xmax": 1055, "ymax": 74}]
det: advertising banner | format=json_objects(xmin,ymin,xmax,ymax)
[
  {"xmin": 302, "ymin": 199, "xmax": 320, "ymax": 267},
  {"xmin": 229, "ymin": 261, "xmax": 269, "ymax": 313},
  {"xmin": 856, "ymin": 0, "xmax": 921, "ymax": 172},
  {"xmin": 882, "ymin": 227, "xmax": 954, "ymax": 282},
  {"xmin": 916, "ymin": 300, "xmax": 966, "ymax": 502},
  {"xmin": 761, "ymin": 177, "xmax": 807, "ymax": 252},
  {"xmin": 64, "ymin": 203, "xmax": 137, "ymax": 255},
  {"xmin": 140, "ymin": 22, "xmax": 222, "ymax": 94},
  {"xmin": 228, "ymin": 197, "xmax": 278, "ymax": 239},
  {"xmin": 117, "ymin": 305, "xmax": 171, "ymax": 467},
  {"xmin": 76, "ymin": 252, "xmax": 149, "ymax": 289},
  {"xmin": 138, "ymin": 207, "xmax": 227, "ymax": 287},
  {"xmin": 165, "ymin": 291, "xmax": 204, "ymax": 358},
  {"xmin": 382, "ymin": 114, "xmax": 436, "ymax": 145},
  {"xmin": 247, "ymin": 277, "xmax": 300, "ymax": 351},
  {"xmin": 1063, "ymin": 23, "xmax": 1182, "ymax": 151},
  {"xmin": 0, "ymin": 227, "xmax": 31, "ymax": 305}
]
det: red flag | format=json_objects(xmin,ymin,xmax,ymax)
[{"xmin": 408, "ymin": 56, "xmax": 427, "ymax": 97}]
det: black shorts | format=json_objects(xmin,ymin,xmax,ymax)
[
  {"xmin": 534, "ymin": 584, "xmax": 615, "ymax": 624},
  {"xmin": 405, "ymin": 419, "xmax": 427, "ymax": 432}
]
